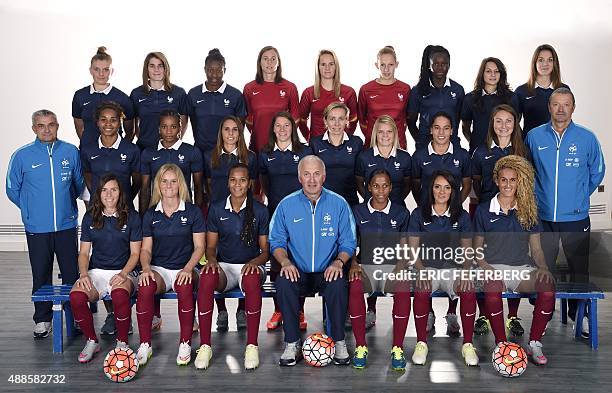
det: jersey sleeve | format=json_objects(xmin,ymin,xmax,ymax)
[
  {"xmin": 287, "ymin": 82, "xmax": 300, "ymax": 122},
  {"xmin": 248, "ymin": 152, "xmax": 258, "ymax": 180},
  {"xmin": 142, "ymin": 210, "xmax": 153, "ymax": 237},
  {"xmin": 206, "ymin": 204, "xmax": 219, "ymax": 233},
  {"xmin": 177, "ymin": 88, "xmax": 189, "ymax": 115},
  {"xmin": 459, "ymin": 210, "xmax": 473, "ymax": 237},
  {"xmin": 191, "ymin": 147, "xmax": 204, "ymax": 174},
  {"xmin": 399, "ymin": 208, "xmax": 410, "ymax": 232},
  {"xmin": 71, "ymin": 91, "xmax": 82, "ymax": 118},
  {"xmin": 357, "ymin": 85, "xmax": 368, "ymax": 131},
  {"xmin": 268, "ymin": 202, "xmax": 289, "ymax": 254},
  {"xmin": 346, "ymin": 87, "xmax": 359, "ymax": 134},
  {"xmin": 460, "ymin": 93, "xmax": 473, "ymax": 121},
  {"xmin": 411, "ymin": 153, "xmax": 422, "ymax": 179},
  {"xmin": 257, "ymin": 205, "xmax": 270, "ymax": 236},
  {"xmin": 355, "ymin": 151, "xmax": 366, "ymax": 177},
  {"xmin": 298, "ymin": 88, "xmax": 312, "ymax": 140},
  {"xmin": 130, "ymin": 146, "xmax": 140, "ymax": 174},
  {"xmin": 235, "ymin": 91, "xmax": 248, "ymax": 119},
  {"xmin": 407, "ymin": 208, "xmax": 422, "ymax": 235},
  {"xmin": 80, "ymin": 214, "xmax": 92, "ymax": 242},
  {"xmin": 258, "ymin": 152, "xmax": 268, "ymax": 176},
  {"xmin": 191, "ymin": 205, "xmax": 207, "ymax": 233},
  {"xmin": 140, "ymin": 150, "xmax": 151, "ymax": 175},
  {"xmin": 129, "ymin": 211, "xmax": 143, "ymax": 241},
  {"xmin": 5, "ymin": 151, "xmax": 23, "ymax": 207},
  {"xmin": 461, "ymin": 150, "xmax": 471, "ymax": 178},
  {"xmin": 337, "ymin": 200, "xmax": 357, "ymax": 258},
  {"xmin": 80, "ymin": 149, "xmax": 92, "ymax": 173}
]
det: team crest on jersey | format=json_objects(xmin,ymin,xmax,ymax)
[
  {"xmin": 121, "ymin": 224, "xmax": 127, "ymax": 233},
  {"xmin": 398, "ymin": 93, "xmax": 404, "ymax": 102},
  {"xmin": 323, "ymin": 213, "xmax": 332, "ymax": 225},
  {"xmin": 569, "ymin": 144, "xmax": 577, "ymax": 155},
  {"xmin": 61, "ymin": 158, "xmax": 70, "ymax": 168},
  {"xmin": 178, "ymin": 154, "xmax": 185, "ymax": 163},
  {"xmin": 224, "ymin": 99, "xmax": 230, "ymax": 107},
  {"xmin": 180, "ymin": 216, "xmax": 188, "ymax": 225},
  {"xmin": 167, "ymin": 96, "xmax": 174, "ymax": 103},
  {"xmin": 280, "ymin": 90, "xmax": 286, "ymax": 97},
  {"xmin": 120, "ymin": 154, "xmax": 127, "ymax": 163},
  {"xmin": 452, "ymin": 222, "xmax": 459, "ymax": 228},
  {"xmin": 450, "ymin": 92, "xmax": 457, "ymax": 99},
  {"xmin": 453, "ymin": 159, "xmax": 459, "ymax": 167},
  {"xmin": 293, "ymin": 154, "xmax": 299, "ymax": 162},
  {"xmin": 339, "ymin": 96, "xmax": 345, "ymax": 102},
  {"xmin": 346, "ymin": 146, "xmax": 353, "ymax": 154},
  {"xmin": 394, "ymin": 161, "xmax": 400, "ymax": 169},
  {"xmin": 390, "ymin": 219, "xmax": 397, "ymax": 228}
]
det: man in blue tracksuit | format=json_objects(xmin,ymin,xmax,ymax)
[
  {"xmin": 6, "ymin": 110, "xmax": 85, "ymax": 338},
  {"xmin": 526, "ymin": 88, "xmax": 605, "ymax": 334},
  {"xmin": 269, "ymin": 155, "xmax": 356, "ymax": 367}
]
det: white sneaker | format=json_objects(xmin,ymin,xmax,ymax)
[
  {"xmin": 445, "ymin": 314, "xmax": 461, "ymax": 336},
  {"xmin": 527, "ymin": 340, "xmax": 548, "ymax": 365},
  {"xmin": 176, "ymin": 342, "xmax": 192, "ymax": 366},
  {"xmin": 137, "ymin": 342, "xmax": 153, "ymax": 366},
  {"xmin": 581, "ymin": 316, "xmax": 590, "ymax": 339},
  {"xmin": 244, "ymin": 344, "xmax": 259, "ymax": 370},
  {"xmin": 426, "ymin": 312, "xmax": 435, "ymax": 333},
  {"xmin": 412, "ymin": 341, "xmax": 428, "ymax": 365},
  {"xmin": 461, "ymin": 343, "xmax": 479, "ymax": 366},
  {"xmin": 33, "ymin": 322, "xmax": 52, "ymax": 338},
  {"xmin": 195, "ymin": 344, "xmax": 212, "ymax": 370},
  {"xmin": 116, "ymin": 340, "xmax": 129, "ymax": 349},
  {"xmin": 78, "ymin": 339, "xmax": 100, "ymax": 363}
]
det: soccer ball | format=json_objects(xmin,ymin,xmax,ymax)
[
  {"xmin": 492, "ymin": 341, "xmax": 527, "ymax": 377},
  {"xmin": 302, "ymin": 333, "xmax": 335, "ymax": 367},
  {"xmin": 103, "ymin": 348, "xmax": 139, "ymax": 383}
]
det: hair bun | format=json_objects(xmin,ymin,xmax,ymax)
[
  {"xmin": 208, "ymin": 48, "xmax": 221, "ymax": 55},
  {"xmin": 384, "ymin": 45, "xmax": 395, "ymax": 51},
  {"xmin": 97, "ymin": 46, "xmax": 107, "ymax": 54}
]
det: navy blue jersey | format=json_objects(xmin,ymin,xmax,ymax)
[
  {"xmin": 130, "ymin": 85, "xmax": 189, "ymax": 149},
  {"xmin": 80, "ymin": 210, "xmax": 142, "ymax": 270},
  {"xmin": 473, "ymin": 197, "xmax": 541, "ymax": 266},
  {"xmin": 207, "ymin": 197, "xmax": 269, "ymax": 264},
  {"xmin": 140, "ymin": 141, "xmax": 203, "ymax": 192},
  {"xmin": 411, "ymin": 143, "xmax": 471, "ymax": 206},
  {"xmin": 515, "ymin": 83, "xmax": 570, "ymax": 137},
  {"xmin": 470, "ymin": 143, "xmax": 514, "ymax": 204},
  {"xmin": 187, "ymin": 83, "xmax": 247, "ymax": 154},
  {"xmin": 72, "ymin": 85, "xmax": 135, "ymax": 148},
  {"xmin": 355, "ymin": 147, "xmax": 411, "ymax": 205},
  {"xmin": 80, "ymin": 136, "xmax": 140, "ymax": 203},
  {"xmin": 460, "ymin": 91, "xmax": 519, "ymax": 152},
  {"xmin": 142, "ymin": 201, "xmax": 206, "ymax": 270},
  {"xmin": 258, "ymin": 144, "xmax": 313, "ymax": 212},
  {"xmin": 407, "ymin": 79, "xmax": 465, "ymax": 145},
  {"xmin": 408, "ymin": 206, "xmax": 472, "ymax": 269},
  {"xmin": 203, "ymin": 149, "xmax": 258, "ymax": 203},
  {"xmin": 310, "ymin": 133, "xmax": 363, "ymax": 206}
]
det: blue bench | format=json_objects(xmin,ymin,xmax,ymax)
[{"xmin": 32, "ymin": 281, "xmax": 603, "ymax": 353}]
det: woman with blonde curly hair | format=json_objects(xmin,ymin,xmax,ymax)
[{"xmin": 473, "ymin": 155, "xmax": 555, "ymax": 366}]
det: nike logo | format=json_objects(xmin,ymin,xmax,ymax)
[
  {"xmin": 180, "ymin": 308, "xmax": 194, "ymax": 313},
  {"xmin": 199, "ymin": 310, "xmax": 212, "ymax": 316},
  {"xmin": 31, "ymin": 164, "xmax": 43, "ymax": 169},
  {"xmin": 136, "ymin": 310, "xmax": 148, "ymax": 315},
  {"xmin": 540, "ymin": 310, "xmax": 553, "ymax": 315},
  {"xmin": 583, "ymin": 226, "xmax": 590, "ymax": 232},
  {"xmin": 318, "ymin": 149, "xmax": 327, "ymax": 153},
  {"xmin": 90, "ymin": 155, "xmax": 100, "ymax": 160},
  {"xmin": 369, "ymin": 95, "xmax": 378, "ymax": 99},
  {"xmin": 138, "ymin": 98, "xmax": 147, "ymax": 103},
  {"xmin": 196, "ymin": 99, "xmax": 205, "ymax": 104},
  {"xmin": 267, "ymin": 157, "xmax": 276, "ymax": 161},
  {"xmin": 368, "ymin": 163, "xmax": 377, "ymax": 167},
  {"xmin": 110, "ymin": 367, "xmax": 129, "ymax": 375},
  {"xmin": 83, "ymin": 101, "xmax": 92, "ymax": 107},
  {"xmin": 89, "ymin": 226, "xmax": 95, "ymax": 230},
  {"xmin": 503, "ymin": 356, "xmax": 522, "ymax": 365},
  {"xmin": 220, "ymin": 217, "xmax": 229, "ymax": 221},
  {"xmin": 360, "ymin": 220, "xmax": 369, "ymax": 224},
  {"xmin": 423, "ymin": 161, "xmax": 432, "ymax": 166},
  {"xmin": 293, "ymin": 218, "xmax": 304, "ymax": 223},
  {"xmin": 349, "ymin": 314, "xmax": 363, "ymax": 319},
  {"xmin": 247, "ymin": 310, "xmax": 260, "ymax": 315},
  {"xmin": 423, "ymin": 222, "xmax": 431, "ymax": 226},
  {"xmin": 116, "ymin": 316, "xmax": 130, "ymax": 321},
  {"xmin": 312, "ymin": 99, "xmax": 319, "ymax": 102},
  {"xmin": 152, "ymin": 156, "xmax": 160, "ymax": 161},
  {"xmin": 252, "ymin": 91, "xmax": 261, "ymax": 95},
  {"xmin": 525, "ymin": 96, "xmax": 535, "ymax": 100},
  {"xmin": 491, "ymin": 310, "xmax": 502, "ymax": 316},
  {"xmin": 394, "ymin": 314, "xmax": 409, "ymax": 319},
  {"xmin": 537, "ymin": 146, "xmax": 549, "ymax": 151},
  {"xmin": 152, "ymin": 220, "xmax": 161, "ymax": 225},
  {"xmin": 484, "ymin": 155, "xmax": 494, "ymax": 160},
  {"xmin": 490, "ymin": 218, "xmax": 500, "ymax": 223},
  {"xmin": 414, "ymin": 314, "xmax": 428, "ymax": 319},
  {"xmin": 465, "ymin": 312, "xmax": 476, "ymax": 317}
]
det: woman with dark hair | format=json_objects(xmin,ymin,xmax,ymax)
[
  {"xmin": 259, "ymin": 112, "xmax": 312, "ymax": 331},
  {"xmin": 130, "ymin": 52, "xmax": 189, "ymax": 150},
  {"xmin": 407, "ymin": 45, "xmax": 464, "ymax": 150},
  {"xmin": 474, "ymin": 155, "xmax": 555, "ymax": 365},
  {"xmin": 357, "ymin": 46, "xmax": 411, "ymax": 148},
  {"xmin": 409, "ymin": 170, "xmax": 478, "ymax": 366},
  {"xmin": 311, "ymin": 102, "xmax": 363, "ymax": 206},
  {"xmin": 69, "ymin": 174, "xmax": 142, "ymax": 362},
  {"xmin": 243, "ymin": 46, "xmax": 299, "ymax": 152},
  {"xmin": 188, "ymin": 48, "xmax": 247, "ymax": 156},
  {"xmin": 299, "ymin": 49, "xmax": 358, "ymax": 140},
  {"xmin": 196, "ymin": 164, "xmax": 270, "ymax": 370},
  {"xmin": 72, "ymin": 47, "xmax": 134, "ymax": 148},
  {"xmin": 136, "ymin": 164, "xmax": 206, "ymax": 367},
  {"xmin": 461, "ymin": 57, "xmax": 519, "ymax": 153},
  {"xmin": 515, "ymin": 44, "xmax": 569, "ymax": 137},
  {"xmin": 347, "ymin": 169, "xmax": 410, "ymax": 369}
]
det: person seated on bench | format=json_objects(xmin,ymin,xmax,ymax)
[
  {"xmin": 69, "ymin": 174, "xmax": 142, "ymax": 363},
  {"xmin": 473, "ymin": 155, "xmax": 555, "ymax": 365},
  {"xmin": 136, "ymin": 164, "xmax": 206, "ymax": 366},
  {"xmin": 410, "ymin": 169, "xmax": 478, "ymax": 367},
  {"xmin": 196, "ymin": 163, "xmax": 269, "ymax": 370}
]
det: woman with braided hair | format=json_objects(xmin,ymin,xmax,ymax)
[
  {"xmin": 196, "ymin": 163, "xmax": 270, "ymax": 370},
  {"xmin": 473, "ymin": 155, "xmax": 555, "ymax": 365}
]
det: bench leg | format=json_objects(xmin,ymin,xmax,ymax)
[
  {"xmin": 590, "ymin": 300, "xmax": 598, "ymax": 350},
  {"xmin": 64, "ymin": 303, "xmax": 74, "ymax": 337},
  {"xmin": 574, "ymin": 300, "xmax": 586, "ymax": 339},
  {"xmin": 52, "ymin": 302, "xmax": 64, "ymax": 354},
  {"xmin": 561, "ymin": 298, "xmax": 567, "ymax": 325}
]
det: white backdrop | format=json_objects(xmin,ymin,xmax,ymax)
[{"xmin": 1, "ymin": 0, "xmax": 611, "ymax": 248}]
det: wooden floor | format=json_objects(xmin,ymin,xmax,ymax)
[{"xmin": 1, "ymin": 251, "xmax": 610, "ymax": 393}]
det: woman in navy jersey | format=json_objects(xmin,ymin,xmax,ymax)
[
  {"xmin": 69, "ymin": 174, "xmax": 142, "ymax": 363},
  {"xmin": 356, "ymin": 114, "xmax": 411, "ymax": 206},
  {"xmin": 259, "ymin": 112, "xmax": 312, "ymax": 332},
  {"xmin": 80, "ymin": 101, "xmax": 141, "ymax": 209},
  {"xmin": 196, "ymin": 164, "xmax": 270, "ymax": 370},
  {"xmin": 311, "ymin": 102, "xmax": 363, "ymax": 206},
  {"xmin": 461, "ymin": 57, "xmax": 519, "ymax": 153},
  {"xmin": 243, "ymin": 46, "xmax": 299, "ymax": 152},
  {"xmin": 188, "ymin": 48, "xmax": 247, "ymax": 156},
  {"xmin": 135, "ymin": 164, "xmax": 206, "ymax": 367},
  {"xmin": 474, "ymin": 155, "xmax": 555, "ymax": 365},
  {"xmin": 347, "ymin": 169, "xmax": 410, "ymax": 369},
  {"xmin": 357, "ymin": 46, "xmax": 411, "ymax": 149},
  {"xmin": 515, "ymin": 44, "xmax": 569, "ymax": 137},
  {"xmin": 140, "ymin": 110, "xmax": 203, "ymax": 213},
  {"xmin": 130, "ymin": 52, "xmax": 189, "ymax": 150},
  {"xmin": 409, "ymin": 170, "xmax": 478, "ymax": 366},
  {"xmin": 408, "ymin": 45, "xmax": 465, "ymax": 150},
  {"xmin": 202, "ymin": 116, "xmax": 257, "ymax": 328},
  {"xmin": 299, "ymin": 49, "xmax": 358, "ymax": 140},
  {"xmin": 72, "ymin": 47, "xmax": 134, "ymax": 148}
]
